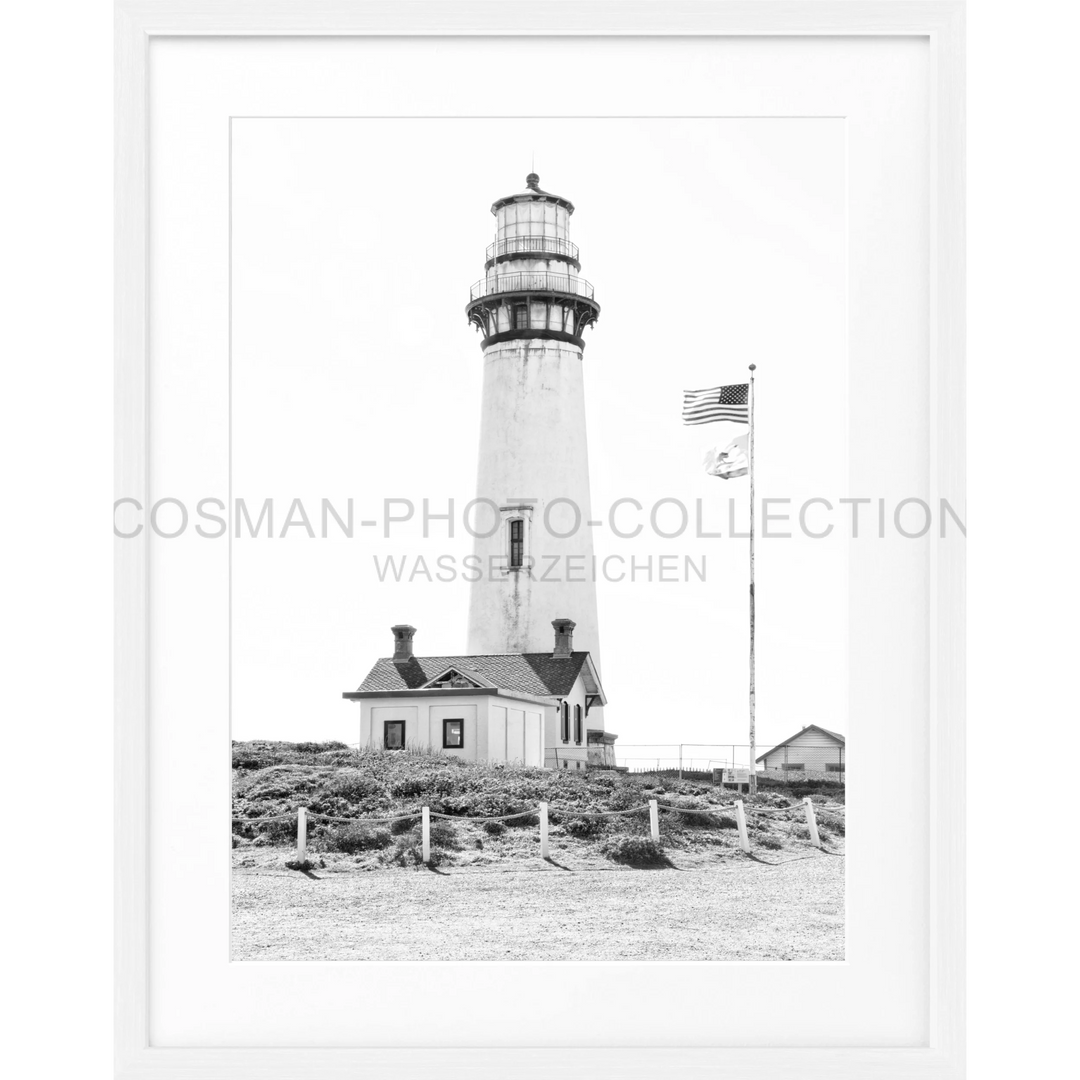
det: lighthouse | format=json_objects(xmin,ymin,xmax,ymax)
[
  {"xmin": 465, "ymin": 174, "xmax": 605, "ymax": 694},
  {"xmin": 344, "ymin": 174, "xmax": 615, "ymax": 771}
]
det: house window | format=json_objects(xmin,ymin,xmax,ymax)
[
  {"xmin": 826, "ymin": 762, "xmax": 843, "ymax": 773},
  {"xmin": 383, "ymin": 720, "xmax": 406, "ymax": 750},
  {"xmin": 509, "ymin": 518, "xmax": 524, "ymax": 569},
  {"xmin": 781, "ymin": 762, "xmax": 805, "ymax": 771},
  {"xmin": 442, "ymin": 718, "xmax": 464, "ymax": 749},
  {"xmin": 574, "ymin": 704, "xmax": 583, "ymax": 745},
  {"xmin": 560, "ymin": 701, "xmax": 570, "ymax": 743}
]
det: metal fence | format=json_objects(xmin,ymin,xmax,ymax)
[{"xmin": 611, "ymin": 743, "xmax": 845, "ymax": 780}]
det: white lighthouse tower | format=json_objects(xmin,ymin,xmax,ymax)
[
  {"xmin": 465, "ymin": 174, "xmax": 604, "ymax": 690},
  {"xmin": 343, "ymin": 174, "xmax": 614, "ymax": 772}
]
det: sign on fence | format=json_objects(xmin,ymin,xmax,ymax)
[{"xmin": 725, "ymin": 767, "xmax": 750, "ymax": 785}]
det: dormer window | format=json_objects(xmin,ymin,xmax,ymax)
[
  {"xmin": 422, "ymin": 666, "xmax": 486, "ymax": 690},
  {"xmin": 429, "ymin": 672, "xmax": 473, "ymax": 689}
]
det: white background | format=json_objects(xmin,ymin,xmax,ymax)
[
  {"xmin": 147, "ymin": 33, "xmax": 933, "ymax": 1045},
  {"xmin": 228, "ymin": 114, "xmax": 846, "ymax": 753}
]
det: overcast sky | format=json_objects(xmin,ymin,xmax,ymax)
[{"xmin": 230, "ymin": 117, "xmax": 847, "ymax": 765}]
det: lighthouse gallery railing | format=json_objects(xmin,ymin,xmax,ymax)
[
  {"xmin": 469, "ymin": 272, "xmax": 595, "ymax": 302},
  {"xmin": 485, "ymin": 235, "xmax": 579, "ymax": 263}
]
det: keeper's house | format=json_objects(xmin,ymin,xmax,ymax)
[
  {"xmin": 343, "ymin": 619, "xmax": 611, "ymax": 771},
  {"xmin": 756, "ymin": 725, "xmax": 846, "ymax": 780}
]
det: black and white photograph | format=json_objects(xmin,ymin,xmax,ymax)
[
  {"xmin": 224, "ymin": 119, "xmax": 852, "ymax": 962},
  {"xmin": 83, "ymin": 9, "xmax": 993, "ymax": 1075}
]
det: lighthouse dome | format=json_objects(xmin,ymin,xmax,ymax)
[{"xmin": 490, "ymin": 173, "xmax": 575, "ymax": 215}]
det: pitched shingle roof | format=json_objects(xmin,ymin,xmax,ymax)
[
  {"xmin": 755, "ymin": 723, "xmax": 846, "ymax": 762},
  {"xmin": 356, "ymin": 652, "xmax": 590, "ymax": 699}
]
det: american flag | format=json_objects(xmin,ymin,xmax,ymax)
[{"xmin": 682, "ymin": 383, "xmax": 749, "ymax": 426}]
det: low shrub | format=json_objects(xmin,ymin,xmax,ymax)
[
  {"xmin": 384, "ymin": 820, "xmax": 460, "ymax": 850},
  {"xmin": 388, "ymin": 775, "xmax": 429, "ymax": 798},
  {"xmin": 236, "ymin": 815, "xmax": 296, "ymax": 843},
  {"xmin": 756, "ymin": 834, "xmax": 782, "ymax": 850},
  {"xmin": 439, "ymin": 793, "xmax": 520, "ymax": 817},
  {"xmin": 482, "ymin": 819, "xmax": 507, "ymax": 836},
  {"xmin": 389, "ymin": 814, "xmax": 419, "ymax": 835},
  {"xmin": 327, "ymin": 771, "xmax": 382, "ymax": 801},
  {"xmin": 607, "ymin": 785, "xmax": 649, "ymax": 811},
  {"xmin": 588, "ymin": 772, "xmax": 618, "ymax": 790},
  {"xmin": 428, "ymin": 820, "xmax": 459, "ymax": 849},
  {"xmin": 673, "ymin": 809, "xmax": 720, "ymax": 828},
  {"xmin": 777, "ymin": 779, "xmax": 844, "ymax": 801},
  {"xmin": 601, "ymin": 836, "xmax": 670, "ymax": 866},
  {"xmin": 382, "ymin": 834, "xmax": 446, "ymax": 868},
  {"xmin": 563, "ymin": 814, "xmax": 605, "ymax": 838},
  {"xmin": 325, "ymin": 824, "xmax": 393, "ymax": 853},
  {"xmin": 232, "ymin": 740, "xmax": 351, "ymax": 771}
]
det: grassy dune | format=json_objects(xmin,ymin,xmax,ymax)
[{"xmin": 232, "ymin": 740, "xmax": 845, "ymax": 871}]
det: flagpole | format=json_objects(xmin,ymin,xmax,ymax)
[{"xmin": 748, "ymin": 363, "xmax": 757, "ymax": 796}]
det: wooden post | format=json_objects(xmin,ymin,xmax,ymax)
[
  {"xmin": 539, "ymin": 802, "xmax": 550, "ymax": 859},
  {"xmin": 421, "ymin": 805, "xmax": 431, "ymax": 864},
  {"xmin": 678, "ymin": 744, "xmax": 683, "ymax": 780},
  {"xmin": 296, "ymin": 807, "xmax": 307, "ymax": 863},
  {"xmin": 735, "ymin": 799, "xmax": 750, "ymax": 853},
  {"xmin": 649, "ymin": 799, "xmax": 660, "ymax": 842},
  {"xmin": 804, "ymin": 797, "xmax": 822, "ymax": 848}
]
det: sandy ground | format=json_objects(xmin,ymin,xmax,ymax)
[{"xmin": 231, "ymin": 846, "xmax": 844, "ymax": 961}]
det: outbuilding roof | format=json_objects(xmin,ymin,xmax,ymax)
[{"xmin": 755, "ymin": 724, "xmax": 846, "ymax": 763}]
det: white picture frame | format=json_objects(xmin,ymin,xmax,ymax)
[{"xmin": 115, "ymin": 2, "xmax": 964, "ymax": 1077}]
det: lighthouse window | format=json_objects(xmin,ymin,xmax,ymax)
[
  {"xmin": 513, "ymin": 303, "xmax": 529, "ymax": 330},
  {"xmin": 509, "ymin": 518, "xmax": 524, "ymax": 569}
]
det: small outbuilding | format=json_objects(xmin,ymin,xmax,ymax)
[{"xmin": 756, "ymin": 725, "xmax": 845, "ymax": 780}]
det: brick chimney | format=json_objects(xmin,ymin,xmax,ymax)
[
  {"xmin": 552, "ymin": 618, "xmax": 576, "ymax": 659},
  {"xmin": 391, "ymin": 624, "xmax": 417, "ymax": 662}
]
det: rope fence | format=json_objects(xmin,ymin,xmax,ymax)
[
  {"xmin": 309, "ymin": 810, "xmax": 422, "ymax": 825},
  {"xmin": 237, "ymin": 796, "xmax": 842, "ymax": 866}
]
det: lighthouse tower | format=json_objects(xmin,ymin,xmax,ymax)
[{"xmin": 465, "ymin": 174, "xmax": 604, "ymax": 682}]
